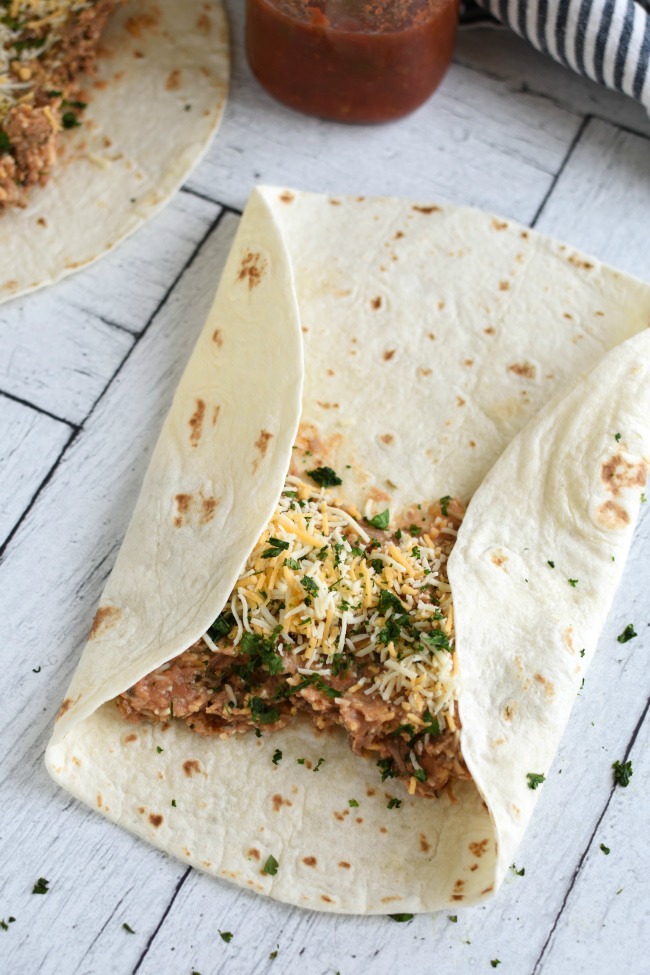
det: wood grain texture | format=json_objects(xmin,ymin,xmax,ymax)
[
  {"xmin": 0, "ymin": 192, "xmax": 219, "ymax": 425},
  {"xmin": 0, "ymin": 213, "xmax": 236, "ymax": 975},
  {"xmin": 0, "ymin": 394, "xmax": 73, "ymax": 547},
  {"xmin": 535, "ymin": 120, "xmax": 650, "ymax": 279},
  {"xmin": 456, "ymin": 28, "xmax": 650, "ymax": 139},
  {"xmin": 186, "ymin": 1, "xmax": 582, "ymax": 224},
  {"xmin": 1, "ymin": 17, "xmax": 649, "ymax": 975}
]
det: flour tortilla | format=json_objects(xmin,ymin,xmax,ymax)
[
  {"xmin": 46, "ymin": 188, "xmax": 650, "ymax": 913},
  {"xmin": 0, "ymin": 0, "xmax": 228, "ymax": 303}
]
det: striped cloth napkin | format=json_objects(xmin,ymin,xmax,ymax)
[{"xmin": 463, "ymin": 0, "xmax": 650, "ymax": 112}]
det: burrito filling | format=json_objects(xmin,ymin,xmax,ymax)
[
  {"xmin": 116, "ymin": 477, "xmax": 470, "ymax": 798},
  {"xmin": 0, "ymin": 0, "xmax": 120, "ymax": 208}
]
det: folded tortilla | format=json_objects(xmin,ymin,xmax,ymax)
[
  {"xmin": 0, "ymin": 0, "xmax": 228, "ymax": 303},
  {"xmin": 46, "ymin": 187, "xmax": 650, "ymax": 913}
]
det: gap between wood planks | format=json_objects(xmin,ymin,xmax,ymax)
[
  {"xmin": 131, "ymin": 870, "xmax": 191, "ymax": 974},
  {"xmin": 0, "ymin": 203, "xmax": 228, "ymax": 567},
  {"xmin": 532, "ymin": 693, "xmax": 650, "ymax": 975}
]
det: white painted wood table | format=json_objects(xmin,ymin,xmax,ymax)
[{"xmin": 1, "ymin": 5, "xmax": 649, "ymax": 973}]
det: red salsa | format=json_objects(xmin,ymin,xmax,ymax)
[{"xmin": 246, "ymin": 0, "xmax": 459, "ymax": 123}]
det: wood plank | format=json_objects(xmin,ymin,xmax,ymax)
[
  {"xmin": 456, "ymin": 27, "xmax": 650, "ymax": 139},
  {"xmin": 0, "ymin": 394, "xmax": 73, "ymax": 548},
  {"xmin": 0, "ymin": 192, "xmax": 219, "ymax": 426},
  {"xmin": 536, "ymin": 684, "xmax": 650, "ymax": 973},
  {"xmin": 187, "ymin": 2, "xmax": 582, "ymax": 224},
  {"xmin": 0, "ymin": 212, "xmax": 238, "ymax": 974},
  {"xmin": 535, "ymin": 119, "xmax": 650, "ymax": 279}
]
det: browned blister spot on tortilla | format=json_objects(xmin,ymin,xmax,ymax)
[
  {"xmin": 563, "ymin": 626, "xmax": 575, "ymax": 654},
  {"xmin": 338, "ymin": 861, "xmax": 351, "ymax": 869},
  {"xmin": 470, "ymin": 863, "xmax": 479, "ymax": 871},
  {"xmin": 499, "ymin": 280, "xmax": 510, "ymax": 291},
  {"xmin": 418, "ymin": 367, "xmax": 432, "ymax": 377},
  {"xmin": 469, "ymin": 840, "xmax": 489, "ymax": 858},
  {"xmin": 366, "ymin": 787, "xmax": 376, "ymax": 797},
  {"xmin": 534, "ymin": 672, "xmax": 555, "ymax": 700},
  {"xmin": 212, "ymin": 406, "xmax": 220, "ymax": 427},
  {"xmin": 182, "ymin": 847, "xmax": 191, "ymax": 857},
  {"xmin": 201, "ymin": 496, "xmax": 218, "ymax": 524},
  {"xmin": 57, "ymin": 696, "xmax": 79, "ymax": 720},
  {"xmin": 279, "ymin": 190, "xmax": 294, "ymax": 203},
  {"xmin": 303, "ymin": 856, "xmax": 317, "ymax": 867},
  {"xmin": 568, "ymin": 253, "xmax": 594, "ymax": 271},
  {"xmin": 316, "ymin": 400, "xmax": 340, "ymax": 410},
  {"xmin": 183, "ymin": 760, "xmax": 203, "ymax": 777},
  {"xmin": 508, "ymin": 361, "xmax": 537, "ymax": 380},
  {"xmin": 237, "ymin": 250, "xmax": 268, "ymax": 290},
  {"xmin": 272, "ymin": 794, "xmax": 292, "ymax": 811},
  {"xmin": 89, "ymin": 605, "xmax": 121, "ymax": 640},
  {"xmin": 380, "ymin": 433, "xmax": 394, "ymax": 445},
  {"xmin": 491, "ymin": 550, "xmax": 509, "ymax": 570},
  {"xmin": 502, "ymin": 701, "xmax": 517, "ymax": 721},
  {"xmin": 248, "ymin": 848, "xmax": 260, "ymax": 860},
  {"xmin": 481, "ymin": 885, "xmax": 494, "ymax": 895},
  {"xmin": 333, "ymin": 809, "xmax": 348, "ymax": 821},
  {"xmin": 124, "ymin": 733, "xmax": 138, "ymax": 743},
  {"xmin": 188, "ymin": 398, "xmax": 205, "ymax": 448},
  {"xmin": 412, "ymin": 204, "xmax": 440, "ymax": 214},
  {"xmin": 492, "ymin": 218, "xmax": 509, "ymax": 231},
  {"xmin": 452, "ymin": 894, "xmax": 464, "ymax": 902},
  {"xmin": 601, "ymin": 454, "xmax": 648, "ymax": 497},
  {"xmin": 96, "ymin": 793, "xmax": 103, "ymax": 808},
  {"xmin": 202, "ymin": 860, "xmax": 212, "ymax": 868},
  {"xmin": 165, "ymin": 69, "xmax": 182, "ymax": 91},
  {"xmin": 255, "ymin": 429, "xmax": 273, "ymax": 456},
  {"xmin": 596, "ymin": 500, "xmax": 630, "ymax": 530},
  {"xmin": 212, "ymin": 328, "xmax": 223, "ymax": 348},
  {"xmin": 463, "ymin": 358, "xmax": 474, "ymax": 367},
  {"xmin": 419, "ymin": 833, "xmax": 430, "ymax": 853},
  {"xmin": 371, "ymin": 296, "xmax": 383, "ymax": 310},
  {"xmin": 321, "ymin": 895, "xmax": 334, "ymax": 903},
  {"xmin": 457, "ymin": 396, "xmax": 466, "ymax": 407},
  {"xmin": 382, "ymin": 348, "xmax": 396, "ymax": 361},
  {"xmin": 196, "ymin": 12, "xmax": 212, "ymax": 31},
  {"xmin": 149, "ymin": 813, "xmax": 163, "ymax": 828},
  {"xmin": 124, "ymin": 9, "xmax": 160, "ymax": 37}
]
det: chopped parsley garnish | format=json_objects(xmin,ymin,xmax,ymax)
[
  {"xmin": 169, "ymin": 699, "xmax": 174, "ymax": 718},
  {"xmin": 239, "ymin": 631, "xmax": 284, "ymax": 676},
  {"xmin": 491, "ymin": 962, "xmax": 501, "ymax": 969},
  {"xmin": 32, "ymin": 878, "xmax": 49, "ymax": 895},
  {"xmin": 448, "ymin": 915, "xmax": 458, "ymax": 923},
  {"xmin": 61, "ymin": 110, "xmax": 81, "ymax": 129},
  {"xmin": 439, "ymin": 496, "xmax": 452, "ymax": 516},
  {"xmin": 249, "ymin": 697, "xmax": 280, "ymax": 725},
  {"xmin": 378, "ymin": 589, "xmax": 403, "ymax": 615},
  {"xmin": 366, "ymin": 509, "xmax": 390, "ymax": 530},
  {"xmin": 306, "ymin": 466, "xmax": 342, "ymax": 487},
  {"xmin": 394, "ymin": 528, "xmax": 403, "ymax": 541},
  {"xmin": 422, "ymin": 710, "xmax": 441, "ymax": 737},
  {"xmin": 272, "ymin": 749, "xmax": 283, "ymax": 765},
  {"xmin": 409, "ymin": 524, "xmax": 421, "ymax": 536},
  {"xmin": 642, "ymin": 493, "xmax": 647, "ymax": 503},
  {"xmin": 511, "ymin": 864, "xmax": 525, "ymax": 876},
  {"xmin": 413, "ymin": 768, "xmax": 427, "ymax": 783},
  {"xmin": 156, "ymin": 745, "xmax": 163, "ymax": 754},
  {"xmin": 423, "ymin": 630, "xmax": 452, "ymax": 652},
  {"xmin": 526, "ymin": 772, "xmax": 545, "ymax": 790},
  {"xmin": 171, "ymin": 799, "xmax": 177, "ymax": 807},
  {"xmin": 122, "ymin": 923, "xmax": 136, "ymax": 934},
  {"xmin": 301, "ymin": 575, "xmax": 319, "ymax": 596},
  {"xmin": 331, "ymin": 653, "xmax": 349, "ymax": 677},
  {"xmin": 219, "ymin": 930, "xmax": 233, "ymax": 943},
  {"xmin": 389, "ymin": 913, "xmax": 414, "ymax": 922},
  {"xmin": 387, "ymin": 797, "xmax": 402, "ymax": 809},
  {"xmin": 254, "ymin": 728, "xmax": 263, "ymax": 738},
  {"xmin": 370, "ymin": 558, "xmax": 384, "ymax": 573},
  {"xmin": 568, "ymin": 578, "xmax": 579, "ymax": 587},
  {"xmin": 348, "ymin": 799, "xmax": 359, "ymax": 807},
  {"xmin": 580, "ymin": 649, "xmax": 585, "ymax": 657},
  {"xmin": 269, "ymin": 949, "xmax": 279, "ymax": 960},
  {"xmin": 0, "ymin": 131, "xmax": 12, "ymax": 153},
  {"xmin": 262, "ymin": 855, "xmax": 279, "ymax": 876},
  {"xmin": 600, "ymin": 843, "xmax": 610, "ymax": 855},
  {"xmin": 547, "ymin": 560, "xmax": 555, "ymax": 568},
  {"xmin": 262, "ymin": 537, "xmax": 290, "ymax": 559},
  {"xmin": 297, "ymin": 758, "xmax": 305, "ymax": 765},
  {"xmin": 208, "ymin": 610, "xmax": 235, "ymax": 640},
  {"xmin": 377, "ymin": 758, "xmax": 396, "ymax": 781},
  {"xmin": 612, "ymin": 759, "xmax": 633, "ymax": 787},
  {"xmin": 614, "ymin": 432, "xmax": 621, "ymax": 442},
  {"xmin": 313, "ymin": 757, "xmax": 325, "ymax": 772},
  {"xmin": 617, "ymin": 624, "xmax": 637, "ymax": 644}
]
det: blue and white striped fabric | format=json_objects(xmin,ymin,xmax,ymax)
[{"xmin": 470, "ymin": 0, "xmax": 650, "ymax": 111}]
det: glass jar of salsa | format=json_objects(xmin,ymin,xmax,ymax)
[{"xmin": 245, "ymin": 0, "xmax": 459, "ymax": 124}]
